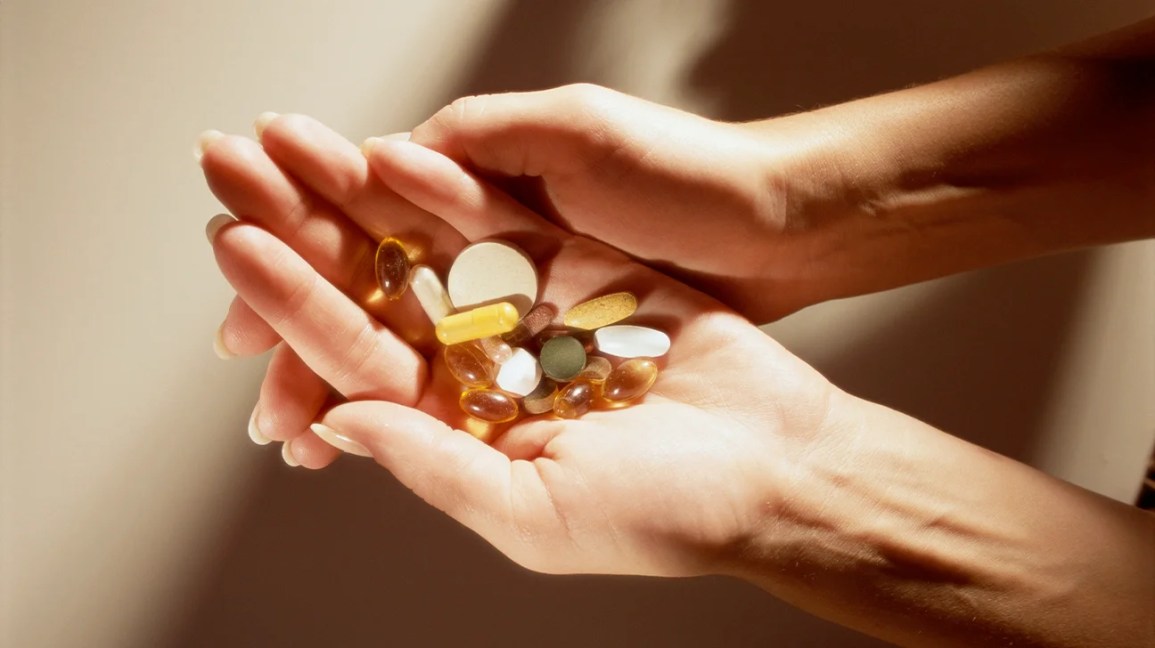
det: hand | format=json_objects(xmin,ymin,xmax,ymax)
[
  {"xmin": 203, "ymin": 115, "xmax": 845, "ymax": 576},
  {"xmin": 403, "ymin": 83, "xmax": 828, "ymax": 323}
]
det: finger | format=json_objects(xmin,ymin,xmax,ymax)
[
  {"xmin": 285, "ymin": 425, "xmax": 342, "ymax": 470},
  {"xmin": 362, "ymin": 138, "xmax": 565, "ymax": 246},
  {"xmin": 408, "ymin": 85, "xmax": 628, "ymax": 178},
  {"xmin": 212, "ymin": 221, "xmax": 425, "ymax": 404},
  {"xmin": 253, "ymin": 343, "xmax": 333, "ymax": 443},
  {"xmin": 216, "ymin": 295, "xmax": 282, "ymax": 357},
  {"xmin": 199, "ymin": 133, "xmax": 391, "ymax": 343},
  {"xmin": 256, "ymin": 113, "xmax": 468, "ymax": 273}
]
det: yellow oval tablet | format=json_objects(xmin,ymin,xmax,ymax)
[{"xmin": 562, "ymin": 292, "xmax": 637, "ymax": 330}]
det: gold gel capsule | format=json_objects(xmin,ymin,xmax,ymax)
[
  {"xmin": 577, "ymin": 355, "xmax": 612, "ymax": 382},
  {"xmin": 503, "ymin": 303, "xmax": 558, "ymax": 347},
  {"xmin": 522, "ymin": 377, "xmax": 559, "ymax": 415},
  {"xmin": 444, "ymin": 342, "xmax": 494, "ymax": 388},
  {"xmin": 375, "ymin": 237, "xmax": 410, "ymax": 301},
  {"xmin": 604, "ymin": 357, "xmax": 658, "ymax": 403},
  {"xmin": 554, "ymin": 379, "xmax": 594, "ymax": 419},
  {"xmin": 563, "ymin": 292, "xmax": 637, "ymax": 330},
  {"xmin": 460, "ymin": 388, "xmax": 519, "ymax": 423},
  {"xmin": 478, "ymin": 335, "xmax": 514, "ymax": 364},
  {"xmin": 435, "ymin": 302, "xmax": 519, "ymax": 346}
]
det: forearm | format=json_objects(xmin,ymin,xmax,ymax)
[
  {"xmin": 753, "ymin": 18, "xmax": 1155, "ymax": 308},
  {"xmin": 731, "ymin": 394, "xmax": 1155, "ymax": 647}
]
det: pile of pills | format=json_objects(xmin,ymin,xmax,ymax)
[{"xmin": 376, "ymin": 238, "xmax": 669, "ymax": 424}]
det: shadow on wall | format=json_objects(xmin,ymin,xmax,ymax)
[{"xmin": 162, "ymin": 0, "xmax": 1127, "ymax": 645}]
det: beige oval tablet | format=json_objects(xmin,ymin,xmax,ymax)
[
  {"xmin": 563, "ymin": 291, "xmax": 637, "ymax": 330},
  {"xmin": 448, "ymin": 241, "xmax": 538, "ymax": 317}
]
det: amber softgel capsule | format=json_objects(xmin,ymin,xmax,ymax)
[{"xmin": 375, "ymin": 238, "xmax": 410, "ymax": 301}]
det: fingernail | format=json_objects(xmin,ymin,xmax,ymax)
[
  {"xmin": 282, "ymin": 438, "xmax": 301, "ymax": 467},
  {"xmin": 213, "ymin": 323, "xmax": 235, "ymax": 359},
  {"xmin": 310, "ymin": 423, "xmax": 372, "ymax": 457},
  {"xmin": 360, "ymin": 136, "xmax": 384, "ymax": 157},
  {"xmin": 248, "ymin": 406, "xmax": 271, "ymax": 445},
  {"xmin": 253, "ymin": 112, "xmax": 279, "ymax": 138},
  {"xmin": 205, "ymin": 213, "xmax": 235, "ymax": 243},
  {"xmin": 194, "ymin": 129, "xmax": 224, "ymax": 163},
  {"xmin": 383, "ymin": 131, "xmax": 411, "ymax": 141}
]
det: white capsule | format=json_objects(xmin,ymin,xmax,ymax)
[
  {"xmin": 409, "ymin": 265, "xmax": 454, "ymax": 325},
  {"xmin": 594, "ymin": 325, "xmax": 670, "ymax": 358},
  {"xmin": 478, "ymin": 335, "xmax": 514, "ymax": 364},
  {"xmin": 495, "ymin": 347, "xmax": 543, "ymax": 397}
]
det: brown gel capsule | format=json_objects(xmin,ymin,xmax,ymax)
[
  {"xmin": 578, "ymin": 356, "xmax": 612, "ymax": 382},
  {"xmin": 503, "ymin": 303, "xmax": 557, "ymax": 347},
  {"xmin": 375, "ymin": 237, "xmax": 410, "ymax": 300},
  {"xmin": 604, "ymin": 358, "xmax": 658, "ymax": 403},
  {"xmin": 460, "ymin": 389, "xmax": 519, "ymax": 423},
  {"xmin": 522, "ymin": 377, "xmax": 559, "ymax": 415},
  {"xmin": 554, "ymin": 379, "xmax": 594, "ymax": 419},
  {"xmin": 444, "ymin": 342, "xmax": 494, "ymax": 388}
]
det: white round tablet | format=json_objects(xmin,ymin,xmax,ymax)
[
  {"xmin": 495, "ymin": 348, "xmax": 543, "ymax": 397},
  {"xmin": 448, "ymin": 241, "xmax": 538, "ymax": 317}
]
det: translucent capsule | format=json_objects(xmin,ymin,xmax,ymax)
[
  {"xmin": 577, "ymin": 355, "xmax": 612, "ymax": 382},
  {"xmin": 604, "ymin": 357, "xmax": 659, "ymax": 403},
  {"xmin": 478, "ymin": 335, "xmax": 514, "ymax": 364},
  {"xmin": 460, "ymin": 388, "xmax": 519, "ymax": 423},
  {"xmin": 502, "ymin": 303, "xmax": 557, "ymax": 347},
  {"xmin": 563, "ymin": 292, "xmax": 637, "ymax": 330},
  {"xmin": 522, "ymin": 378, "xmax": 559, "ymax": 415},
  {"xmin": 444, "ymin": 342, "xmax": 494, "ymax": 388},
  {"xmin": 539, "ymin": 335, "xmax": 587, "ymax": 382},
  {"xmin": 435, "ymin": 302, "xmax": 519, "ymax": 346},
  {"xmin": 375, "ymin": 237, "xmax": 410, "ymax": 301},
  {"xmin": 408, "ymin": 264, "xmax": 454, "ymax": 324},
  {"xmin": 553, "ymin": 379, "xmax": 594, "ymax": 419},
  {"xmin": 495, "ymin": 347, "xmax": 542, "ymax": 397}
]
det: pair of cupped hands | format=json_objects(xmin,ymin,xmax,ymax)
[{"xmin": 200, "ymin": 85, "xmax": 851, "ymax": 579}]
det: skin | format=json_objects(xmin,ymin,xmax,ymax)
[{"xmin": 200, "ymin": 16, "xmax": 1155, "ymax": 648}]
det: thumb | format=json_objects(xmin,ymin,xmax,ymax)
[
  {"xmin": 408, "ymin": 83, "xmax": 633, "ymax": 178},
  {"xmin": 311, "ymin": 401, "xmax": 514, "ymax": 530}
]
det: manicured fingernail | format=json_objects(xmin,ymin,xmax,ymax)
[
  {"xmin": 213, "ymin": 323, "xmax": 235, "ymax": 359},
  {"xmin": 253, "ymin": 112, "xmax": 279, "ymax": 138},
  {"xmin": 383, "ymin": 131, "xmax": 411, "ymax": 141},
  {"xmin": 282, "ymin": 438, "xmax": 300, "ymax": 467},
  {"xmin": 248, "ymin": 406, "xmax": 271, "ymax": 445},
  {"xmin": 205, "ymin": 213, "xmax": 235, "ymax": 243},
  {"xmin": 194, "ymin": 129, "xmax": 224, "ymax": 162},
  {"xmin": 310, "ymin": 423, "xmax": 372, "ymax": 457},
  {"xmin": 360, "ymin": 137, "xmax": 384, "ymax": 157}
]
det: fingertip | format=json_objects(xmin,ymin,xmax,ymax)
[
  {"xmin": 205, "ymin": 213, "xmax": 236, "ymax": 244},
  {"xmin": 214, "ymin": 323, "xmax": 237, "ymax": 360},
  {"xmin": 310, "ymin": 422, "xmax": 373, "ymax": 457},
  {"xmin": 194, "ymin": 129, "xmax": 224, "ymax": 163},
  {"xmin": 253, "ymin": 111, "xmax": 280, "ymax": 139}
]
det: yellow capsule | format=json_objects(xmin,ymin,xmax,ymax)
[
  {"xmin": 554, "ymin": 379, "xmax": 594, "ymax": 419},
  {"xmin": 375, "ymin": 237, "xmax": 410, "ymax": 301},
  {"xmin": 460, "ymin": 388, "xmax": 519, "ymax": 423},
  {"xmin": 604, "ymin": 358, "xmax": 658, "ymax": 403},
  {"xmin": 435, "ymin": 302, "xmax": 519, "ymax": 346},
  {"xmin": 444, "ymin": 342, "xmax": 494, "ymax": 388}
]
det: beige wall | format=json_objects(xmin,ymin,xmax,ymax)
[{"xmin": 2, "ymin": 1, "xmax": 1151, "ymax": 646}]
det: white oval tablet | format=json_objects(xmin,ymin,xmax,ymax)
[
  {"xmin": 594, "ymin": 325, "xmax": 670, "ymax": 358},
  {"xmin": 448, "ymin": 241, "xmax": 538, "ymax": 317},
  {"xmin": 495, "ymin": 347, "xmax": 543, "ymax": 397}
]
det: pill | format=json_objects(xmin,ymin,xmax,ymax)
[
  {"xmin": 536, "ymin": 328, "xmax": 596, "ymax": 353},
  {"xmin": 577, "ymin": 355, "xmax": 612, "ymax": 382},
  {"xmin": 594, "ymin": 325, "xmax": 670, "ymax": 358},
  {"xmin": 539, "ymin": 335, "xmax": 587, "ymax": 382},
  {"xmin": 522, "ymin": 378, "xmax": 559, "ymax": 415},
  {"xmin": 502, "ymin": 303, "xmax": 557, "ymax": 347},
  {"xmin": 447, "ymin": 240, "xmax": 538, "ymax": 317},
  {"xmin": 478, "ymin": 335, "xmax": 514, "ymax": 364},
  {"xmin": 408, "ymin": 265, "xmax": 454, "ymax": 324},
  {"xmin": 375, "ymin": 237, "xmax": 410, "ymax": 301},
  {"xmin": 460, "ymin": 388, "xmax": 519, "ymax": 423},
  {"xmin": 435, "ymin": 302, "xmax": 519, "ymax": 346},
  {"xmin": 444, "ymin": 342, "xmax": 494, "ymax": 388},
  {"xmin": 495, "ymin": 347, "xmax": 542, "ymax": 397},
  {"xmin": 563, "ymin": 292, "xmax": 637, "ymax": 330},
  {"xmin": 604, "ymin": 357, "xmax": 658, "ymax": 403},
  {"xmin": 553, "ymin": 379, "xmax": 594, "ymax": 419}
]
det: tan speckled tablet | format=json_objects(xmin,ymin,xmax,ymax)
[{"xmin": 563, "ymin": 292, "xmax": 637, "ymax": 329}]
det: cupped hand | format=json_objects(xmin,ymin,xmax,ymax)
[
  {"xmin": 202, "ymin": 116, "xmax": 846, "ymax": 576},
  {"xmin": 406, "ymin": 83, "xmax": 834, "ymax": 323}
]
